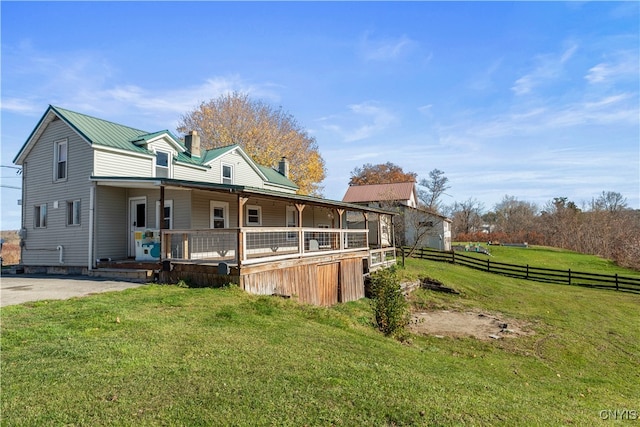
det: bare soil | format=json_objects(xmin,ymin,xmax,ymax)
[{"xmin": 408, "ymin": 310, "xmax": 533, "ymax": 340}]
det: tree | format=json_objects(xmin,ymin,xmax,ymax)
[
  {"xmin": 591, "ymin": 191, "xmax": 628, "ymax": 213},
  {"xmin": 418, "ymin": 169, "xmax": 450, "ymax": 213},
  {"xmin": 450, "ymin": 198, "xmax": 484, "ymax": 237},
  {"xmin": 493, "ymin": 195, "xmax": 538, "ymax": 235},
  {"xmin": 177, "ymin": 92, "xmax": 326, "ymax": 196},
  {"xmin": 349, "ymin": 162, "xmax": 417, "ymax": 186}
]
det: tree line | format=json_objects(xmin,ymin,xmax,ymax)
[{"xmin": 449, "ymin": 193, "xmax": 640, "ymax": 270}]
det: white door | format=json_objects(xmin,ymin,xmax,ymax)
[{"xmin": 129, "ymin": 197, "xmax": 147, "ymax": 257}]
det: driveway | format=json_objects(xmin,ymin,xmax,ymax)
[{"xmin": 1, "ymin": 275, "xmax": 145, "ymax": 307}]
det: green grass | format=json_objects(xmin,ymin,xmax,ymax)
[
  {"xmin": 2, "ymin": 258, "xmax": 640, "ymax": 426},
  {"xmin": 450, "ymin": 243, "xmax": 640, "ymax": 276}
]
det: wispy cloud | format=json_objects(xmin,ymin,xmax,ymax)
[
  {"xmin": 1, "ymin": 44, "xmax": 281, "ymax": 130},
  {"xmin": 585, "ymin": 49, "xmax": 639, "ymax": 84},
  {"xmin": 358, "ymin": 32, "xmax": 417, "ymax": 61},
  {"xmin": 320, "ymin": 101, "xmax": 397, "ymax": 142},
  {"xmin": 512, "ymin": 43, "xmax": 578, "ymax": 95}
]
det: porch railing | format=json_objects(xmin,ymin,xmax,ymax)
[
  {"xmin": 369, "ymin": 247, "xmax": 397, "ymax": 270},
  {"xmin": 162, "ymin": 227, "xmax": 370, "ymax": 265}
]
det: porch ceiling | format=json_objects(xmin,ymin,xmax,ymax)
[{"xmin": 91, "ymin": 176, "xmax": 396, "ymax": 215}]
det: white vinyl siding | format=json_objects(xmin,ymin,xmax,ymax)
[
  {"xmin": 209, "ymin": 150, "xmax": 264, "ymax": 187},
  {"xmin": 94, "ymin": 149, "xmax": 152, "ymax": 176}
]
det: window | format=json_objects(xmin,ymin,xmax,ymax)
[
  {"xmin": 35, "ymin": 204, "xmax": 47, "ymax": 228},
  {"xmin": 210, "ymin": 201, "xmax": 229, "ymax": 229},
  {"xmin": 54, "ymin": 139, "xmax": 68, "ymax": 181},
  {"xmin": 67, "ymin": 200, "xmax": 81, "ymax": 226},
  {"xmin": 286, "ymin": 206, "xmax": 298, "ymax": 240},
  {"xmin": 155, "ymin": 151, "xmax": 170, "ymax": 178},
  {"xmin": 222, "ymin": 164, "xmax": 233, "ymax": 185},
  {"xmin": 156, "ymin": 200, "xmax": 173, "ymax": 229},
  {"xmin": 246, "ymin": 205, "xmax": 262, "ymax": 226}
]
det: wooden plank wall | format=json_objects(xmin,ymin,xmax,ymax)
[{"xmin": 339, "ymin": 257, "xmax": 365, "ymax": 302}]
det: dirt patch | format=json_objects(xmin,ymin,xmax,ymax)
[{"xmin": 409, "ymin": 310, "xmax": 533, "ymax": 341}]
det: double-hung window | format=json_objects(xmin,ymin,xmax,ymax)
[
  {"xmin": 210, "ymin": 201, "xmax": 229, "ymax": 229},
  {"xmin": 54, "ymin": 139, "xmax": 68, "ymax": 181},
  {"xmin": 222, "ymin": 164, "xmax": 233, "ymax": 185},
  {"xmin": 155, "ymin": 151, "xmax": 170, "ymax": 178},
  {"xmin": 35, "ymin": 204, "xmax": 47, "ymax": 228},
  {"xmin": 246, "ymin": 205, "xmax": 262, "ymax": 226},
  {"xmin": 67, "ymin": 200, "xmax": 81, "ymax": 226}
]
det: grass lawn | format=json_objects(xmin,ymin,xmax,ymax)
[
  {"xmin": 447, "ymin": 243, "xmax": 640, "ymax": 277},
  {"xmin": 2, "ymin": 257, "xmax": 639, "ymax": 425}
]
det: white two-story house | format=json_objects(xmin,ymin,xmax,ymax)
[{"xmin": 13, "ymin": 105, "xmax": 396, "ymax": 305}]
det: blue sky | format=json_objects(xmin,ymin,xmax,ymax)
[{"xmin": 2, "ymin": 1, "xmax": 638, "ymax": 230}]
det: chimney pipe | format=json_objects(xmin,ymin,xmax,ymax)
[
  {"xmin": 185, "ymin": 130, "xmax": 201, "ymax": 158},
  {"xmin": 278, "ymin": 156, "xmax": 289, "ymax": 178}
]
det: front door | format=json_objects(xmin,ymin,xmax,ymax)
[{"xmin": 129, "ymin": 197, "xmax": 147, "ymax": 257}]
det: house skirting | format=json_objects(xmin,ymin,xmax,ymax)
[{"xmin": 159, "ymin": 250, "xmax": 369, "ymax": 306}]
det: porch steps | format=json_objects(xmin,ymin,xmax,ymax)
[{"xmin": 89, "ymin": 268, "xmax": 156, "ymax": 283}]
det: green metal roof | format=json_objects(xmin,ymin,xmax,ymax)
[
  {"xmin": 15, "ymin": 105, "xmax": 298, "ymax": 190},
  {"xmin": 51, "ymin": 106, "xmax": 152, "ymax": 155},
  {"xmin": 258, "ymin": 165, "xmax": 298, "ymax": 189}
]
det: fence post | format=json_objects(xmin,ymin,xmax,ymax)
[
  {"xmin": 526, "ymin": 264, "xmax": 529, "ymax": 280},
  {"xmin": 615, "ymin": 273, "xmax": 619, "ymax": 291},
  {"xmin": 568, "ymin": 269, "xmax": 571, "ymax": 285},
  {"xmin": 487, "ymin": 259, "xmax": 490, "ymax": 272},
  {"xmin": 452, "ymin": 250, "xmax": 455, "ymax": 264}
]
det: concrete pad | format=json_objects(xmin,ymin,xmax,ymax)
[{"xmin": 0, "ymin": 275, "xmax": 145, "ymax": 307}]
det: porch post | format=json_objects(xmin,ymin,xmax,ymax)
[
  {"xmin": 336, "ymin": 209, "xmax": 345, "ymax": 251},
  {"xmin": 159, "ymin": 185, "xmax": 165, "ymax": 260},
  {"xmin": 238, "ymin": 196, "xmax": 248, "ymax": 264},
  {"xmin": 295, "ymin": 203, "xmax": 305, "ymax": 254}
]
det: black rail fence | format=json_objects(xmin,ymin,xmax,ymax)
[{"xmin": 399, "ymin": 247, "xmax": 640, "ymax": 294}]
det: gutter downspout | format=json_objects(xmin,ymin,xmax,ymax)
[
  {"xmin": 57, "ymin": 245, "xmax": 64, "ymax": 264},
  {"xmin": 88, "ymin": 182, "xmax": 96, "ymax": 270}
]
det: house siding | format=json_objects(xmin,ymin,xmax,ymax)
[
  {"xmin": 95, "ymin": 186, "xmax": 128, "ymax": 260},
  {"xmin": 210, "ymin": 150, "xmax": 264, "ymax": 188},
  {"xmin": 94, "ymin": 149, "xmax": 152, "ymax": 177},
  {"xmin": 21, "ymin": 119, "xmax": 94, "ymax": 266}
]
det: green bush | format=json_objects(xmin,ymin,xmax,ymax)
[{"xmin": 369, "ymin": 267, "xmax": 409, "ymax": 338}]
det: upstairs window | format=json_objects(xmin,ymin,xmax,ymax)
[
  {"xmin": 35, "ymin": 204, "xmax": 47, "ymax": 228},
  {"xmin": 54, "ymin": 139, "xmax": 68, "ymax": 181},
  {"xmin": 155, "ymin": 151, "xmax": 170, "ymax": 178},
  {"xmin": 222, "ymin": 164, "xmax": 233, "ymax": 185},
  {"xmin": 67, "ymin": 200, "xmax": 81, "ymax": 226}
]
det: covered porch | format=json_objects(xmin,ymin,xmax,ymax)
[{"xmin": 91, "ymin": 177, "xmax": 397, "ymax": 305}]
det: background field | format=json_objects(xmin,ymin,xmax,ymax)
[{"xmin": 2, "ymin": 248, "xmax": 639, "ymax": 426}]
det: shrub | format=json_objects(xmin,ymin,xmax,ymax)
[{"xmin": 369, "ymin": 267, "xmax": 409, "ymax": 338}]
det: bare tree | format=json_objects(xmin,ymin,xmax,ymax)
[
  {"xmin": 450, "ymin": 198, "xmax": 484, "ymax": 237},
  {"xmin": 418, "ymin": 169, "xmax": 450, "ymax": 213}
]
